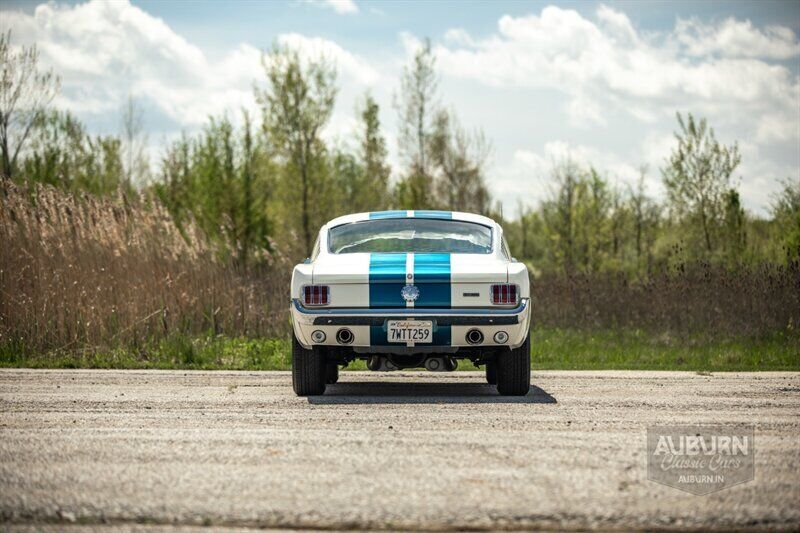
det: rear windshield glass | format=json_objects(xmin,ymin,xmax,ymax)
[{"xmin": 329, "ymin": 218, "xmax": 493, "ymax": 254}]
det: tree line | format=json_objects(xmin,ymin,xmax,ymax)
[{"xmin": 1, "ymin": 30, "xmax": 798, "ymax": 274}]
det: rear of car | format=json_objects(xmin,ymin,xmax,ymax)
[{"xmin": 290, "ymin": 210, "xmax": 531, "ymax": 396}]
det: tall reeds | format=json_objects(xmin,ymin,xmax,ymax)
[{"xmin": 1, "ymin": 181, "xmax": 290, "ymax": 354}]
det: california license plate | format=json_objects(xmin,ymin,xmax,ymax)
[{"xmin": 387, "ymin": 320, "xmax": 433, "ymax": 343}]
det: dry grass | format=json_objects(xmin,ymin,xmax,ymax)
[
  {"xmin": 1, "ymin": 181, "xmax": 290, "ymax": 355},
  {"xmin": 532, "ymin": 263, "xmax": 800, "ymax": 337}
]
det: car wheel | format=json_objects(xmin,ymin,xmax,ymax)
[
  {"xmin": 496, "ymin": 333, "xmax": 530, "ymax": 396},
  {"xmin": 325, "ymin": 363, "xmax": 339, "ymax": 384},
  {"xmin": 292, "ymin": 333, "xmax": 326, "ymax": 396},
  {"xmin": 485, "ymin": 361, "xmax": 497, "ymax": 384}
]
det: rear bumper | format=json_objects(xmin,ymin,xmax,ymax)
[{"xmin": 291, "ymin": 298, "xmax": 530, "ymax": 351}]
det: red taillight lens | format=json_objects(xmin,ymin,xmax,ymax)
[
  {"xmin": 303, "ymin": 285, "xmax": 330, "ymax": 306},
  {"xmin": 491, "ymin": 284, "xmax": 518, "ymax": 305}
]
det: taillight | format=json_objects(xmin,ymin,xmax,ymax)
[
  {"xmin": 491, "ymin": 284, "xmax": 518, "ymax": 305},
  {"xmin": 303, "ymin": 285, "xmax": 330, "ymax": 306}
]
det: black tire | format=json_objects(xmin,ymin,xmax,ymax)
[
  {"xmin": 292, "ymin": 333, "xmax": 326, "ymax": 396},
  {"xmin": 485, "ymin": 361, "xmax": 497, "ymax": 384},
  {"xmin": 496, "ymin": 333, "xmax": 530, "ymax": 396},
  {"xmin": 326, "ymin": 363, "xmax": 339, "ymax": 384}
]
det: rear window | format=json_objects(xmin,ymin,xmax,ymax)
[{"xmin": 329, "ymin": 218, "xmax": 493, "ymax": 254}]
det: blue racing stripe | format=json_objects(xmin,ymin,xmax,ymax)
[
  {"xmin": 414, "ymin": 253, "xmax": 451, "ymax": 308},
  {"xmin": 369, "ymin": 210, "xmax": 409, "ymax": 219},
  {"xmin": 369, "ymin": 253, "xmax": 407, "ymax": 308},
  {"xmin": 413, "ymin": 210, "xmax": 453, "ymax": 219}
]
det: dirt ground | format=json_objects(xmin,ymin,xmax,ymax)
[{"xmin": 1, "ymin": 369, "xmax": 798, "ymax": 530}]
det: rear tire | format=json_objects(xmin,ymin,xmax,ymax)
[
  {"xmin": 326, "ymin": 363, "xmax": 339, "ymax": 384},
  {"xmin": 292, "ymin": 333, "xmax": 326, "ymax": 396},
  {"xmin": 496, "ymin": 333, "xmax": 530, "ymax": 396},
  {"xmin": 485, "ymin": 361, "xmax": 497, "ymax": 384}
]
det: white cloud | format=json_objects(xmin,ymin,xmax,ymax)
[
  {"xmin": 676, "ymin": 17, "xmax": 800, "ymax": 60},
  {"xmin": 5, "ymin": 1, "xmax": 256, "ymax": 125},
  {"xmin": 756, "ymin": 111, "xmax": 800, "ymax": 143},
  {"xmin": 565, "ymin": 94, "xmax": 605, "ymax": 127},
  {"xmin": 443, "ymin": 28, "xmax": 475, "ymax": 47},
  {"xmin": 277, "ymin": 33, "xmax": 379, "ymax": 85},
  {"xmin": 300, "ymin": 0, "xmax": 359, "ymax": 15},
  {"xmin": 4, "ymin": 0, "xmax": 375, "ymax": 128},
  {"xmin": 430, "ymin": 5, "xmax": 799, "ymax": 136}
]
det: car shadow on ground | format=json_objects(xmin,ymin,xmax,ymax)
[{"xmin": 307, "ymin": 381, "xmax": 557, "ymax": 405}]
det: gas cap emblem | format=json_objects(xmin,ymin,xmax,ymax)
[{"xmin": 401, "ymin": 284, "xmax": 420, "ymax": 302}]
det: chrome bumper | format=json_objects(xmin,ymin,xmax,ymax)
[{"xmin": 290, "ymin": 298, "xmax": 531, "ymax": 350}]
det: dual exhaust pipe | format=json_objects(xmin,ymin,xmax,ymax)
[{"xmin": 322, "ymin": 327, "xmax": 506, "ymax": 346}]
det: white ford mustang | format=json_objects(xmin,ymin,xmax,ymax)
[{"xmin": 290, "ymin": 210, "xmax": 531, "ymax": 396}]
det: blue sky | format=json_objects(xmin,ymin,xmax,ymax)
[{"xmin": 4, "ymin": 0, "xmax": 800, "ymax": 216}]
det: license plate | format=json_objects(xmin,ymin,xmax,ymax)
[{"xmin": 387, "ymin": 320, "xmax": 432, "ymax": 343}]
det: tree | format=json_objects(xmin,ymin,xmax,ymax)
[
  {"xmin": 358, "ymin": 93, "xmax": 391, "ymax": 210},
  {"xmin": 540, "ymin": 162, "xmax": 618, "ymax": 274},
  {"xmin": 722, "ymin": 188, "xmax": 746, "ymax": 264},
  {"xmin": 152, "ymin": 113, "xmax": 272, "ymax": 264},
  {"xmin": 121, "ymin": 96, "xmax": 149, "ymax": 188},
  {"xmin": 506, "ymin": 202, "xmax": 547, "ymax": 267},
  {"xmin": 608, "ymin": 186, "xmax": 628, "ymax": 268},
  {"xmin": 394, "ymin": 39, "xmax": 438, "ymax": 209},
  {"xmin": 662, "ymin": 112, "xmax": 741, "ymax": 256},
  {"xmin": 628, "ymin": 166, "xmax": 661, "ymax": 274},
  {"xmin": 156, "ymin": 133, "xmax": 191, "ymax": 224},
  {"xmin": 541, "ymin": 161, "xmax": 581, "ymax": 273},
  {"xmin": 770, "ymin": 177, "xmax": 800, "ymax": 262},
  {"xmin": 20, "ymin": 109, "xmax": 125, "ymax": 196},
  {"xmin": 0, "ymin": 31, "xmax": 60, "ymax": 179},
  {"xmin": 429, "ymin": 109, "xmax": 491, "ymax": 213},
  {"xmin": 330, "ymin": 148, "xmax": 367, "ymax": 214},
  {"xmin": 256, "ymin": 45, "xmax": 336, "ymax": 256}
]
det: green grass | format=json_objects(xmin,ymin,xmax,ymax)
[
  {"xmin": 530, "ymin": 328, "xmax": 799, "ymax": 371},
  {"xmin": 1, "ymin": 328, "xmax": 798, "ymax": 371}
]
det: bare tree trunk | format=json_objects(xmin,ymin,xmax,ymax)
[
  {"xmin": 300, "ymin": 152, "xmax": 311, "ymax": 257},
  {"xmin": 700, "ymin": 205, "xmax": 712, "ymax": 253},
  {"xmin": 1, "ymin": 125, "xmax": 11, "ymax": 179}
]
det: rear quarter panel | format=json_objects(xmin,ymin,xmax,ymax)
[{"xmin": 507, "ymin": 261, "xmax": 530, "ymax": 299}]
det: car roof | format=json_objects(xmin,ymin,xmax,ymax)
[{"xmin": 324, "ymin": 210, "xmax": 498, "ymax": 228}]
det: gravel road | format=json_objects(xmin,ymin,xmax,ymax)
[{"xmin": 1, "ymin": 369, "xmax": 799, "ymax": 530}]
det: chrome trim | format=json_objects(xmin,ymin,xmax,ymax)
[
  {"xmin": 312, "ymin": 315, "xmax": 519, "ymax": 326},
  {"xmin": 293, "ymin": 297, "xmax": 528, "ymax": 316}
]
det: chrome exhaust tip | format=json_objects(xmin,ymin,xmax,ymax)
[
  {"xmin": 466, "ymin": 329, "xmax": 484, "ymax": 345},
  {"xmin": 336, "ymin": 328, "xmax": 353, "ymax": 345}
]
